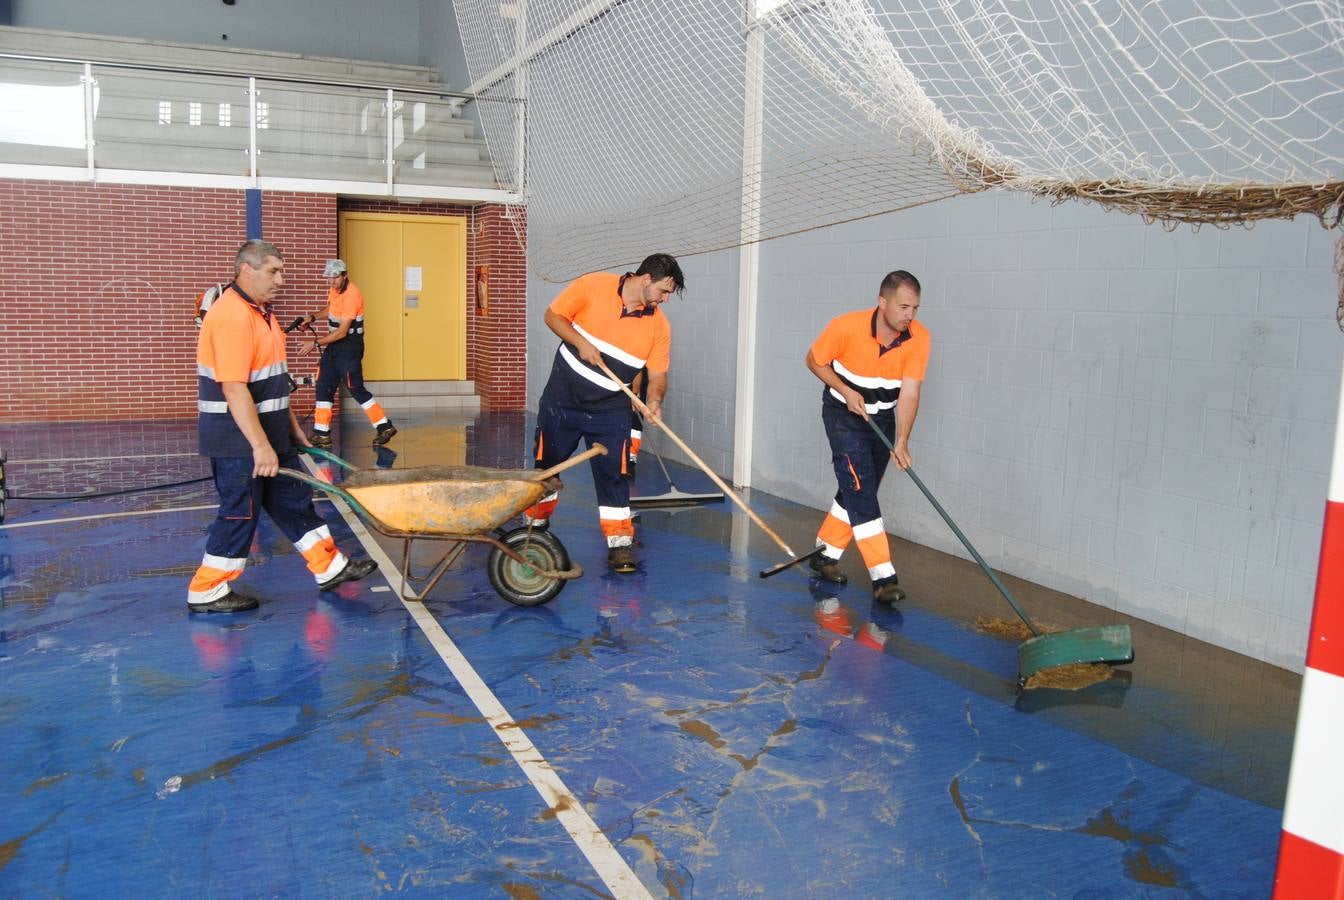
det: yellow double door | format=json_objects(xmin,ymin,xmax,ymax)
[{"xmin": 337, "ymin": 212, "xmax": 467, "ymax": 381}]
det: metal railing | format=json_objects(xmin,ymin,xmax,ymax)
[{"xmin": 0, "ymin": 51, "xmax": 522, "ymax": 195}]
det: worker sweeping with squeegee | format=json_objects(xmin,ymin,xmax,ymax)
[
  {"xmin": 804, "ymin": 270, "xmax": 930, "ymax": 604},
  {"xmin": 524, "ymin": 253, "xmax": 683, "ymax": 574}
]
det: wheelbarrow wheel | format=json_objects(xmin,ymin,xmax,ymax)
[{"xmin": 488, "ymin": 526, "xmax": 570, "ymax": 607}]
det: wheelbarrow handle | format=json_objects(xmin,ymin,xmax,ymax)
[
  {"xmin": 276, "ymin": 466, "xmax": 375, "ymax": 522},
  {"xmin": 298, "ymin": 445, "xmax": 360, "ymax": 472},
  {"xmin": 533, "ymin": 443, "xmax": 608, "ymax": 481}
]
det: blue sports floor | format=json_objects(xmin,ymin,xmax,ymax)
[{"xmin": 0, "ymin": 411, "xmax": 1299, "ymax": 897}]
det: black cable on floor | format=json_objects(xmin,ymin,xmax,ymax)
[
  {"xmin": 6, "ymin": 475, "xmax": 213, "ymax": 501},
  {"xmin": 2, "ymin": 399, "xmax": 315, "ymax": 503}
]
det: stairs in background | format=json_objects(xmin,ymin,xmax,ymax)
[
  {"xmin": 0, "ymin": 26, "xmax": 502, "ymax": 191},
  {"xmin": 0, "ymin": 26, "xmax": 444, "ymax": 89},
  {"xmin": 340, "ymin": 381, "xmax": 480, "ymax": 414}
]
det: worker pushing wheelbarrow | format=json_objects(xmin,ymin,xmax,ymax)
[{"xmin": 281, "ymin": 444, "xmax": 608, "ymax": 606}]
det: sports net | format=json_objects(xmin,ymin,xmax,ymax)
[{"xmin": 452, "ymin": 0, "xmax": 1344, "ymax": 285}]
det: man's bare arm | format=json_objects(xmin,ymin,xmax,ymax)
[{"xmin": 891, "ymin": 379, "xmax": 922, "ymax": 470}]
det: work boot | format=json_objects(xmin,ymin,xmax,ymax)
[
  {"xmin": 188, "ymin": 588, "xmax": 260, "ymax": 614},
  {"xmin": 607, "ymin": 546, "xmax": 638, "ymax": 574},
  {"xmin": 320, "ymin": 557, "xmax": 379, "ymax": 591},
  {"xmin": 872, "ymin": 576, "xmax": 905, "ymax": 605},
  {"xmin": 309, "ymin": 431, "xmax": 333, "ymax": 449},
  {"xmin": 809, "ymin": 552, "xmax": 848, "ymax": 586},
  {"xmin": 373, "ymin": 422, "xmax": 398, "ymax": 446}
]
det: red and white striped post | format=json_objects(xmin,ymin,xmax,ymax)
[{"xmin": 1274, "ymin": 360, "xmax": 1344, "ymax": 898}]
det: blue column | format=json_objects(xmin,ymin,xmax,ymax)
[{"xmin": 246, "ymin": 189, "xmax": 263, "ymax": 239}]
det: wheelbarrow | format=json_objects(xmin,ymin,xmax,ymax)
[{"xmin": 281, "ymin": 444, "xmax": 608, "ymax": 606}]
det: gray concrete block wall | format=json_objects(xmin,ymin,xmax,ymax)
[
  {"xmin": 525, "ymin": 248, "xmax": 740, "ymax": 478},
  {"xmin": 750, "ymin": 192, "xmax": 1341, "ymax": 672}
]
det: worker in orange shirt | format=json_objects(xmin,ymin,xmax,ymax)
[
  {"xmin": 300, "ymin": 259, "xmax": 396, "ymax": 448},
  {"xmin": 188, "ymin": 240, "xmax": 378, "ymax": 612},
  {"xmin": 523, "ymin": 253, "xmax": 683, "ymax": 573},
  {"xmin": 805, "ymin": 270, "xmax": 930, "ymax": 604}
]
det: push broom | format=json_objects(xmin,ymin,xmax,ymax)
[
  {"xmin": 621, "ymin": 371, "xmax": 724, "ymax": 509},
  {"xmin": 630, "ymin": 440, "xmax": 726, "ymax": 509},
  {"xmin": 861, "ymin": 415, "xmax": 1134, "ymax": 685},
  {"xmin": 594, "ymin": 360, "xmax": 797, "ymax": 559}
]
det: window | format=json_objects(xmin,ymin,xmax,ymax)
[
  {"xmin": 189, "ymin": 101, "xmax": 202, "ymax": 126},
  {"xmin": 158, "ymin": 100, "xmax": 172, "ymax": 125},
  {"xmin": 218, "ymin": 103, "xmax": 232, "ymax": 127},
  {"xmin": 256, "ymin": 100, "xmax": 269, "ymax": 130}
]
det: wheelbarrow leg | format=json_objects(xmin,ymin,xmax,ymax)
[
  {"xmin": 401, "ymin": 539, "xmax": 414, "ymax": 599},
  {"xmin": 397, "ymin": 536, "xmax": 468, "ymax": 602}
]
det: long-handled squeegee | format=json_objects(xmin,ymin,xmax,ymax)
[{"xmin": 861, "ymin": 415, "xmax": 1134, "ymax": 685}]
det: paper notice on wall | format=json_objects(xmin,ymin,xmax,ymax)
[{"xmin": 405, "ymin": 266, "xmax": 422, "ymax": 291}]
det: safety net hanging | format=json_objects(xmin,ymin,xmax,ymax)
[{"xmin": 452, "ymin": 0, "xmax": 1344, "ymax": 282}]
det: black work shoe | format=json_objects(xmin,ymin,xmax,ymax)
[
  {"xmin": 309, "ymin": 431, "xmax": 333, "ymax": 448},
  {"xmin": 320, "ymin": 557, "xmax": 379, "ymax": 591},
  {"xmin": 372, "ymin": 423, "xmax": 398, "ymax": 446},
  {"xmin": 809, "ymin": 553, "xmax": 848, "ymax": 585},
  {"xmin": 607, "ymin": 546, "xmax": 638, "ymax": 574},
  {"xmin": 872, "ymin": 577, "xmax": 905, "ymax": 604},
  {"xmin": 188, "ymin": 589, "xmax": 260, "ymax": 613}
]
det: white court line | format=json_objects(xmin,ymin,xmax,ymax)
[
  {"xmin": 308, "ymin": 462, "xmax": 653, "ymax": 899},
  {"xmin": 0, "ymin": 504, "xmax": 217, "ymax": 530},
  {"xmin": 6, "ymin": 452, "xmax": 200, "ymax": 464}
]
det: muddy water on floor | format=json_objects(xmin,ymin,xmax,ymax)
[{"xmin": 663, "ymin": 481, "xmax": 1300, "ymax": 810}]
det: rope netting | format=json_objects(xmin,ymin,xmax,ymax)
[{"xmin": 452, "ymin": 0, "xmax": 1344, "ymax": 283}]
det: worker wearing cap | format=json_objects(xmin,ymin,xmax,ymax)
[
  {"xmin": 189, "ymin": 240, "xmax": 378, "ymax": 612},
  {"xmin": 805, "ymin": 270, "xmax": 930, "ymax": 604},
  {"xmin": 300, "ymin": 259, "xmax": 396, "ymax": 448},
  {"xmin": 523, "ymin": 253, "xmax": 683, "ymax": 574}
]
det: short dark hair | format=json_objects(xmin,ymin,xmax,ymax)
[
  {"xmin": 635, "ymin": 253, "xmax": 685, "ymax": 293},
  {"xmin": 879, "ymin": 270, "xmax": 921, "ymax": 297},
  {"xmin": 235, "ymin": 239, "xmax": 283, "ymax": 275}
]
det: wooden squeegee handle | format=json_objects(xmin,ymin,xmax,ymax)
[
  {"xmin": 594, "ymin": 359, "xmax": 796, "ymax": 559},
  {"xmin": 534, "ymin": 443, "xmax": 608, "ymax": 480}
]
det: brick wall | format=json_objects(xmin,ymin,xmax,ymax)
[
  {"xmin": 0, "ymin": 179, "xmax": 526, "ymax": 422},
  {"xmin": 472, "ymin": 204, "xmax": 528, "ymax": 410}
]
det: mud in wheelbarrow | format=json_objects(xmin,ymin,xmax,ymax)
[{"xmin": 282, "ymin": 444, "xmax": 607, "ymax": 606}]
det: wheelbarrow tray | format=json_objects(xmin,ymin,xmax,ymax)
[
  {"xmin": 288, "ymin": 445, "xmax": 608, "ymax": 605},
  {"xmin": 341, "ymin": 465, "xmax": 561, "ymax": 535}
]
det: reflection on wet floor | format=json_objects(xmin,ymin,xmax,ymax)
[
  {"xmin": 722, "ymin": 483, "xmax": 1300, "ymax": 811},
  {"xmin": 0, "ymin": 410, "xmax": 1298, "ymax": 896}
]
